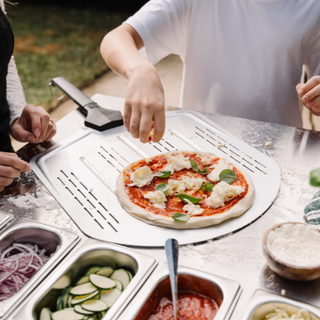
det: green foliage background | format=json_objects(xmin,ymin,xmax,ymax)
[{"xmin": 6, "ymin": 3, "xmax": 129, "ymax": 110}]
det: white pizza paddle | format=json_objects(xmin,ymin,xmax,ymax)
[{"xmin": 165, "ymin": 238, "xmax": 179, "ymax": 320}]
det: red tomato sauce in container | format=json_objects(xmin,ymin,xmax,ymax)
[
  {"xmin": 133, "ymin": 273, "xmax": 223, "ymax": 320},
  {"xmin": 147, "ymin": 290, "xmax": 219, "ymax": 320}
]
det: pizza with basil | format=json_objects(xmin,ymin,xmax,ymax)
[{"xmin": 115, "ymin": 151, "xmax": 255, "ymax": 229}]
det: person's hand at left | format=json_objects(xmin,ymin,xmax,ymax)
[
  {"xmin": 10, "ymin": 104, "xmax": 57, "ymax": 144},
  {"xmin": 296, "ymin": 76, "xmax": 320, "ymax": 116}
]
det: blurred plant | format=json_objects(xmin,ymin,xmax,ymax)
[{"xmin": 310, "ymin": 168, "xmax": 320, "ymax": 187}]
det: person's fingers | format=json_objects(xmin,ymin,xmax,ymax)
[
  {"xmin": 307, "ymin": 95, "xmax": 320, "ymax": 114},
  {"xmin": 296, "ymin": 83, "xmax": 304, "ymax": 96},
  {"xmin": 139, "ymin": 111, "xmax": 153, "ymax": 143},
  {"xmin": 0, "ymin": 165, "xmax": 21, "ymax": 179},
  {"xmin": 297, "ymin": 76, "xmax": 320, "ymax": 101},
  {"xmin": 129, "ymin": 109, "xmax": 141, "ymax": 139},
  {"xmin": 12, "ymin": 123, "xmax": 35, "ymax": 143},
  {"xmin": 0, "ymin": 176, "xmax": 14, "ymax": 188},
  {"xmin": 0, "ymin": 152, "xmax": 31, "ymax": 172},
  {"xmin": 152, "ymin": 107, "xmax": 166, "ymax": 142},
  {"xmin": 30, "ymin": 109, "xmax": 50, "ymax": 142},
  {"xmin": 123, "ymin": 102, "xmax": 132, "ymax": 133},
  {"xmin": 43, "ymin": 120, "xmax": 57, "ymax": 141},
  {"xmin": 301, "ymin": 85, "xmax": 320, "ymax": 106},
  {"xmin": 2, "ymin": 152, "xmax": 19, "ymax": 158}
]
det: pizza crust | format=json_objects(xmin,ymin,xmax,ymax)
[{"xmin": 115, "ymin": 151, "xmax": 255, "ymax": 229}]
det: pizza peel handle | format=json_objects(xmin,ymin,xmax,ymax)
[
  {"xmin": 165, "ymin": 238, "xmax": 179, "ymax": 320},
  {"xmin": 49, "ymin": 77, "xmax": 123, "ymax": 131}
]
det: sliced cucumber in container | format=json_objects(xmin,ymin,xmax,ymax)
[
  {"xmin": 81, "ymin": 299, "xmax": 109, "ymax": 312},
  {"xmin": 126, "ymin": 271, "xmax": 133, "ymax": 281},
  {"xmin": 74, "ymin": 304, "xmax": 95, "ymax": 315},
  {"xmin": 95, "ymin": 266, "xmax": 113, "ymax": 277},
  {"xmin": 110, "ymin": 269, "xmax": 130, "ymax": 289},
  {"xmin": 113, "ymin": 279, "xmax": 123, "ymax": 291},
  {"xmin": 76, "ymin": 275, "xmax": 90, "ymax": 285},
  {"xmin": 100, "ymin": 288, "xmax": 122, "ymax": 307},
  {"xmin": 52, "ymin": 308, "xmax": 84, "ymax": 320},
  {"xmin": 70, "ymin": 282, "xmax": 98, "ymax": 296},
  {"xmin": 71, "ymin": 291, "xmax": 99, "ymax": 305},
  {"xmin": 85, "ymin": 266, "xmax": 101, "ymax": 275},
  {"xmin": 56, "ymin": 296, "xmax": 63, "ymax": 311},
  {"xmin": 39, "ymin": 307, "xmax": 52, "ymax": 320},
  {"xmin": 52, "ymin": 274, "xmax": 71, "ymax": 290},
  {"xmin": 89, "ymin": 274, "xmax": 116, "ymax": 290}
]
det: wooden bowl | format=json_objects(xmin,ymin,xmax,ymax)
[{"xmin": 262, "ymin": 222, "xmax": 320, "ymax": 281}]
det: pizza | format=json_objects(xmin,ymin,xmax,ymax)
[{"xmin": 115, "ymin": 151, "xmax": 255, "ymax": 229}]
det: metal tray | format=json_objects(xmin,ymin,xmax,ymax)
[
  {"xmin": 12, "ymin": 238, "xmax": 157, "ymax": 320},
  {"xmin": 119, "ymin": 264, "xmax": 241, "ymax": 320},
  {"xmin": 30, "ymin": 110, "xmax": 281, "ymax": 246},
  {"xmin": 0, "ymin": 219, "xmax": 79, "ymax": 319},
  {"xmin": 241, "ymin": 289, "xmax": 320, "ymax": 319}
]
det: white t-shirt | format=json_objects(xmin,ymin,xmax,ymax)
[{"xmin": 125, "ymin": 0, "xmax": 320, "ymax": 127}]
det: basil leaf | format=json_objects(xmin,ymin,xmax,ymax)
[
  {"xmin": 190, "ymin": 159, "xmax": 208, "ymax": 175},
  {"xmin": 219, "ymin": 169, "xmax": 238, "ymax": 184},
  {"xmin": 310, "ymin": 168, "xmax": 320, "ymax": 187},
  {"xmin": 190, "ymin": 159, "xmax": 200, "ymax": 172},
  {"xmin": 199, "ymin": 167, "xmax": 209, "ymax": 175},
  {"xmin": 155, "ymin": 170, "xmax": 172, "ymax": 178},
  {"xmin": 156, "ymin": 182, "xmax": 169, "ymax": 193},
  {"xmin": 177, "ymin": 193, "xmax": 202, "ymax": 204},
  {"xmin": 172, "ymin": 212, "xmax": 190, "ymax": 222},
  {"xmin": 202, "ymin": 182, "xmax": 214, "ymax": 192}
]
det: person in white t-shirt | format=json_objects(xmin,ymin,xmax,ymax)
[{"xmin": 101, "ymin": 0, "xmax": 320, "ymax": 143}]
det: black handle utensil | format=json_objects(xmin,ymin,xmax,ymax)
[{"xmin": 49, "ymin": 77, "xmax": 123, "ymax": 132}]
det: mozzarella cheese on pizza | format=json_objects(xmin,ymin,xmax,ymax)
[{"xmin": 115, "ymin": 151, "xmax": 255, "ymax": 229}]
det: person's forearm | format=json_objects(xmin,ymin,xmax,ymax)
[{"xmin": 100, "ymin": 24, "xmax": 156, "ymax": 80}]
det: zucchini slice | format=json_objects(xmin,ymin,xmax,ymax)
[
  {"xmin": 113, "ymin": 279, "xmax": 123, "ymax": 291},
  {"xmin": 100, "ymin": 288, "xmax": 122, "ymax": 307},
  {"xmin": 85, "ymin": 266, "xmax": 101, "ymax": 275},
  {"xmin": 81, "ymin": 299, "xmax": 109, "ymax": 312},
  {"xmin": 52, "ymin": 274, "xmax": 71, "ymax": 290},
  {"xmin": 95, "ymin": 266, "xmax": 113, "ymax": 278},
  {"xmin": 126, "ymin": 271, "xmax": 133, "ymax": 281},
  {"xmin": 76, "ymin": 275, "xmax": 90, "ymax": 285},
  {"xmin": 71, "ymin": 291, "xmax": 99, "ymax": 305},
  {"xmin": 70, "ymin": 283, "xmax": 97, "ymax": 296},
  {"xmin": 74, "ymin": 304, "xmax": 95, "ymax": 315},
  {"xmin": 110, "ymin": 269, "xmax": 130, "ymax": 289},
  {"xmin": 52, "ymin": 308, "xmax": 84, "ymax": 320},
  {"xmin": 89, "ymin": 274, "xmax": 116, "ymax": 290},
  {"xmin": 56, "ymin": 296, "xmax": 63, "ymax": 311},
  {"xmin": 39, "ymin": 308, "xmax": 52, "ymax": 320}
]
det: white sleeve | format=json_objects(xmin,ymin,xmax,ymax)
[
  {"xmin": 304, "ymin": 16, "xmax": 320, "ymax": 78},
  {"xmin": 6, "ymin": 56, "xmax": 27, "ymax": 126},
  {"xmin": 124, "ymin": 0, "xmax": 192, "ymax": 65}
]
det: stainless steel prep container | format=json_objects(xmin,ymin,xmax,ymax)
[
  {"xmin": 119, "ymin": 264, "xmax": 241, "ymax": 320},
  {"xmin": 0, "ymin": 218, "xmax": 79, "ymax": 319},
  {"xmin": 0, "ymin": 211, "xmax": 12, "ymax": 231},
  {"xmin": 241, "ymin": 289, "xmax": 320, "ymax": 320},
  {"xmin": 12, "ymin": 238, "xmax": 157, "ymax": 320}
]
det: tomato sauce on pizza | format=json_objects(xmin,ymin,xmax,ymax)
[{"xmin": 123, "ymin": 152, "xmax": 249, "ymax": 218}]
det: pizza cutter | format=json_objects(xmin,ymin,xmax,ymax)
[{"xmin": 165, "ymin": 238, "xmax": 179, "ymax": 320}]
